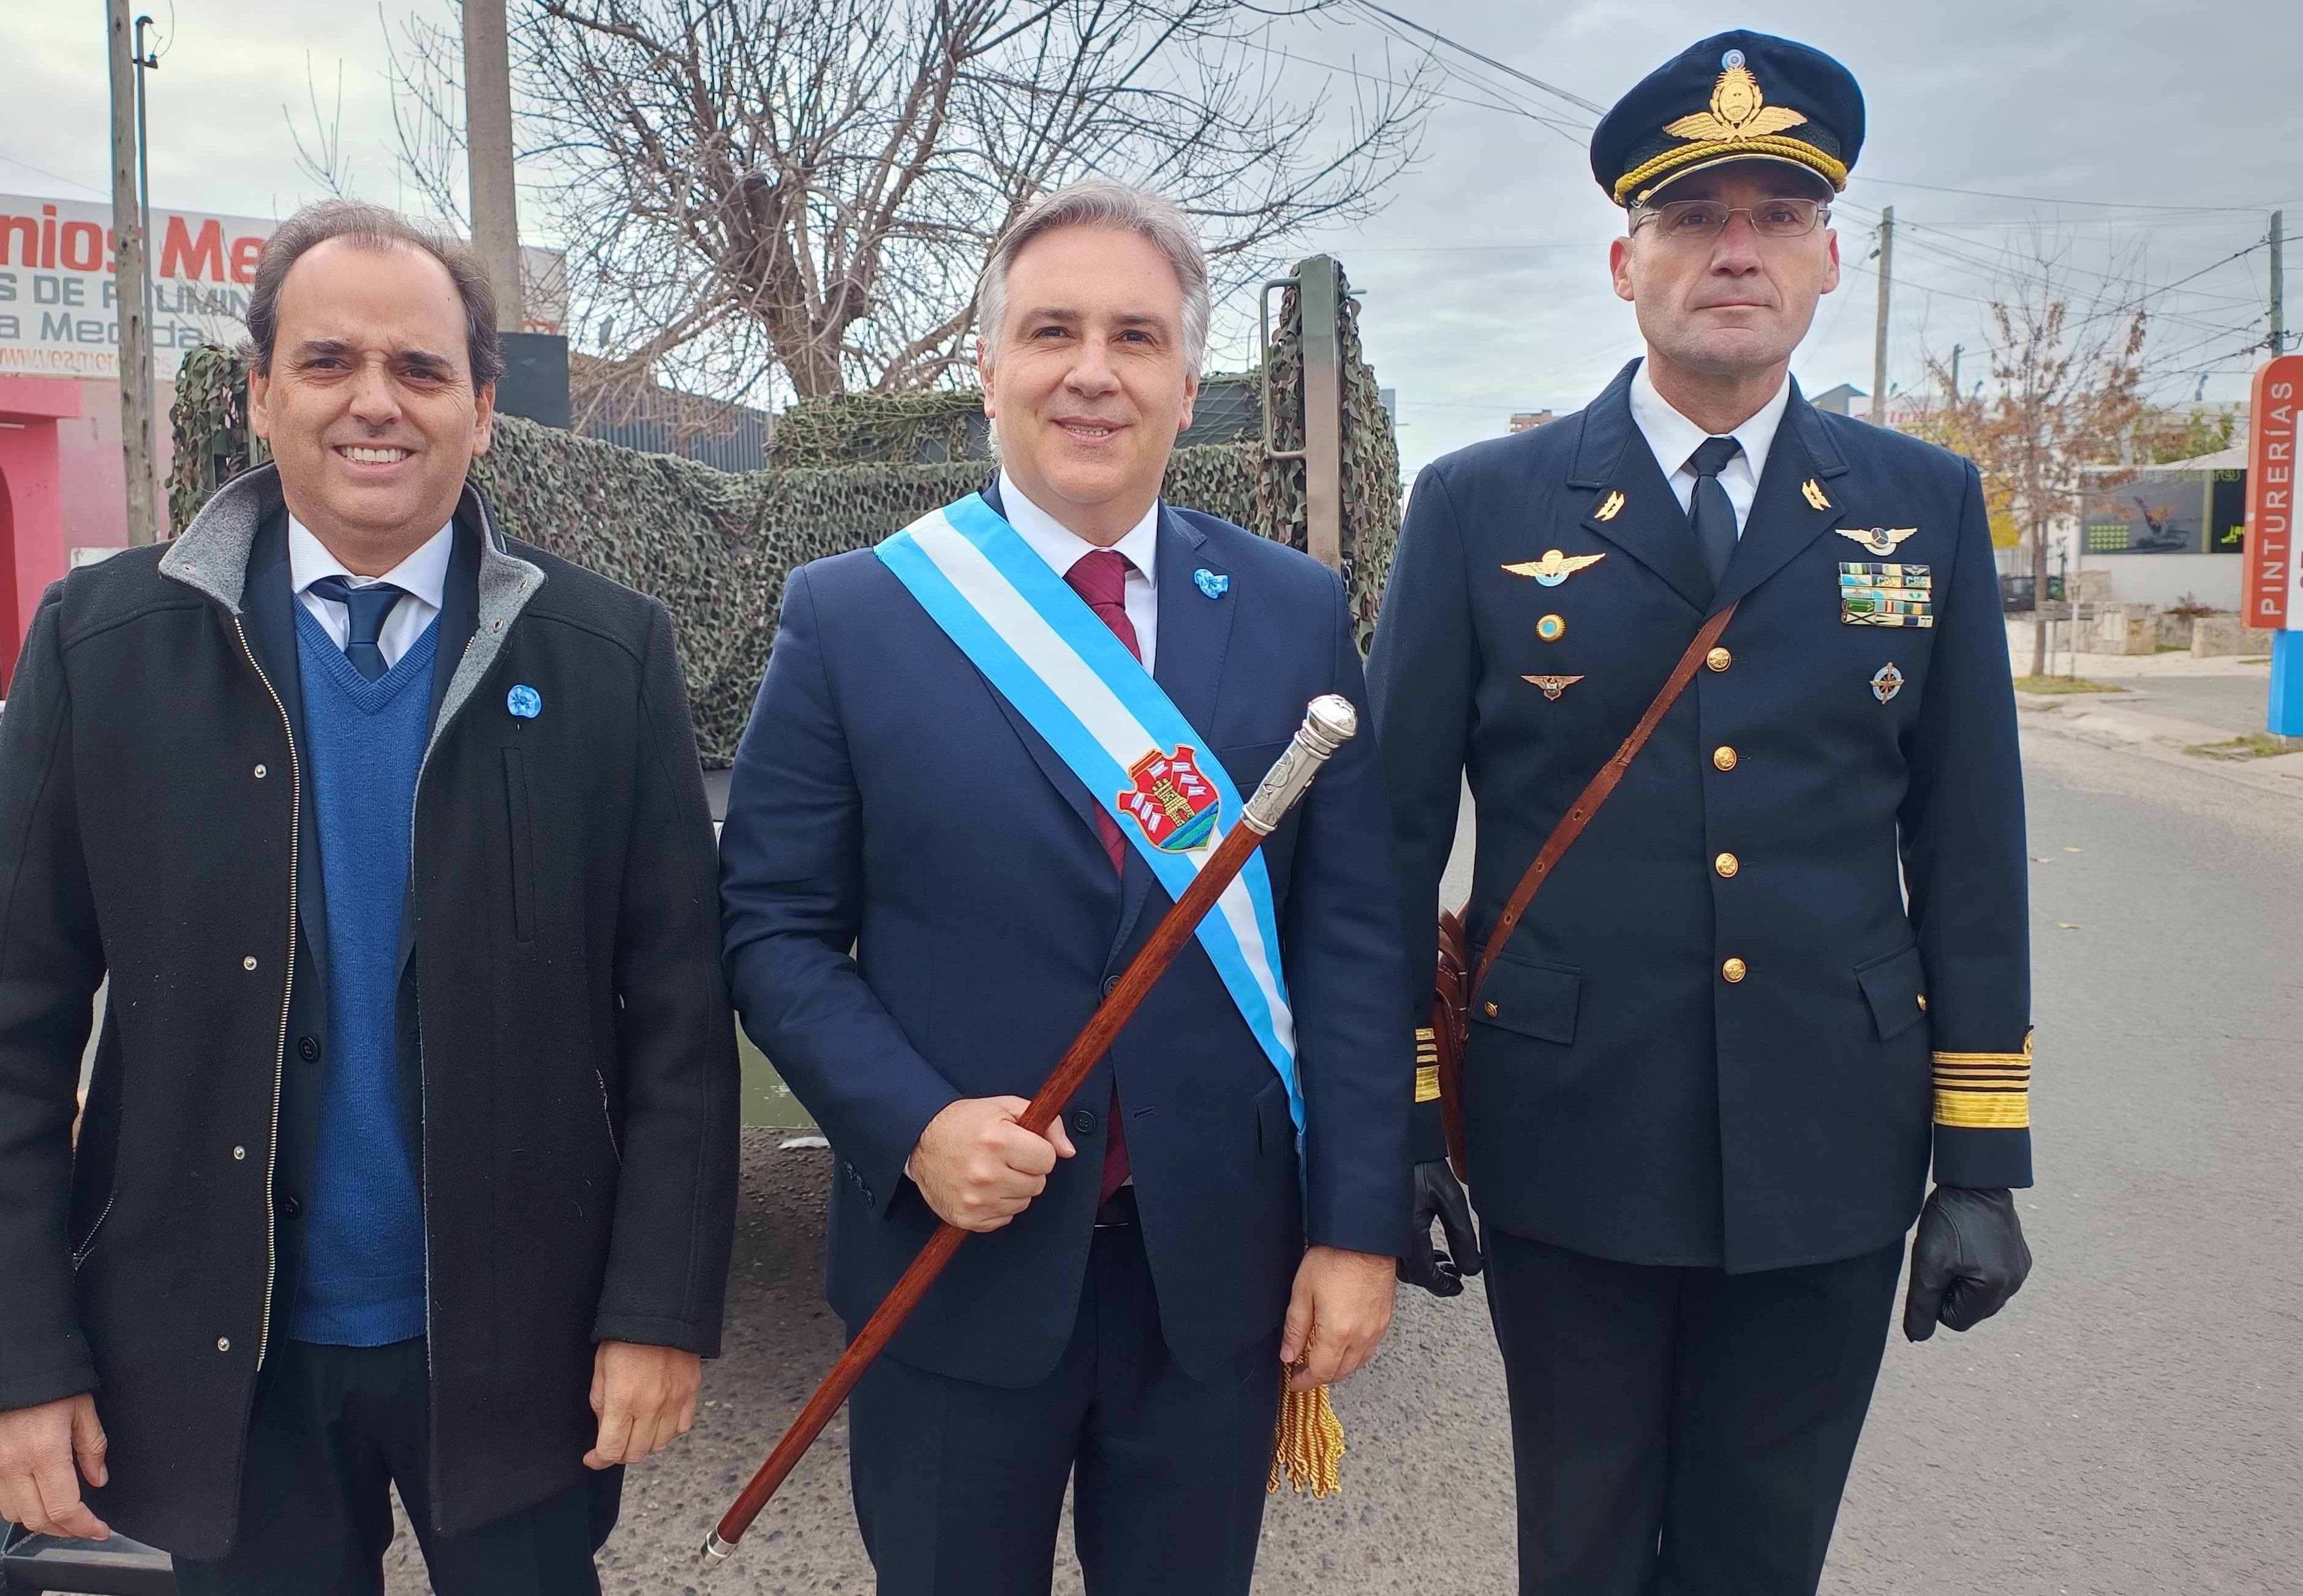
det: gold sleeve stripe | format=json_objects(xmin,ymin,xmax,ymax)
[
  {"xmin": 1414, "ymin": 1064, "xmax": 1441, "ymax": 1104},
  {"xmin": 1931, "ymin": 1034, "xmax": 2033, "ymax": 1130}
]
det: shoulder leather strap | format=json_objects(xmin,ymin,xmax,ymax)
[{"xmin": 1469, "ymin": 603, "xmax": 1739, "ymax": 1004}]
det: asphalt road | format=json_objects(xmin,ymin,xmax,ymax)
[{"xmin": 363, "ymin": 720, "xmax": 2299, "ymax": 1592}]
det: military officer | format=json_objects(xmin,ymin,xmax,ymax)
[{"xmin": 1370, "ymin": 31, "xmax": 2035, "ymax": 1595}]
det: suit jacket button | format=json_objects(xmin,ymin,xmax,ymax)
[
  {"xmin": 1706, "ymin": 647, "xmax": 1732, "ymax": 672},
  {"xmin": 1714, "ymin": 851, "xmax": 1740, "ymax": 879},
  {"xmin": 283, "ymin": 1195, "xmax": 303, "ymax": 1218},
  {"xmin": 1722, "ymin": 957, "xmax": 1748, "ymax": 984},
  {"xmin": 298, "ymin": 1036, "xmax": 322, "ymax": 1063},
  {"xmin": 1071, "ymin": 1109, "xmax": 1098, "ymax": 1135},
  {"xmin": 1712, "ymin": 745, "xmax": 1738, "ymax": 771},
  {"xmin": 1102, "ymin": 976, "xmax": 1120, "ymax": 996}
]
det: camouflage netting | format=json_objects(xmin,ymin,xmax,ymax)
[{"xmin": 168, "ymin": 264, "xmax": 1399, "ymax": 764}]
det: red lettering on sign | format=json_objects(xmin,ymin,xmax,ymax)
[
  {"xmin": 159, "ymin": 216, "xmax": 225, "ymax": 282},
  {"xmin": 0, "ymin": 213, "xmax": 34, "ymax": 267},
  {"xmin": 230, "ymin": 235, "xmax": 262, "ymax": 284},
  {"xmin": 58, "ymin": 221, "xmax": 102, "ymax": 273}
]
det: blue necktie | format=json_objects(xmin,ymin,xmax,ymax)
[
  {"xmin": 1687, "ymin": 435, "xmax": 1743, "ymax": 593},
  {"xmin": 306, "ymin": 574, "xmax": 407, "ymax": 682}
]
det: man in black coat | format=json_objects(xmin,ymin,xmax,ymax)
[
  {"xmin": 1370, "ymin": 32, "xmax": 2035, "ymax": 1596},
  {"xmin": 0, "ymin": 200, "xmax": 737, "ymax": 1594}
]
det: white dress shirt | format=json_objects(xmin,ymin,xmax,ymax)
[
  {"xmin": 288, "ymin": 517, "xmax": 454, "ymax": 670},
  {"xmin": 997, "ymin": 472, "xmax": 1161, "ymax": 673},
  {"xmin": 1627, "ymin": 359, "xmax": 1792, "ymax": 537}
]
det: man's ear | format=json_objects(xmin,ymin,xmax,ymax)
[
  {"xmin": 1177, "ymin": 368, "xmax": 1199, "ymax": 437},
  {"xmin": 976, "ymin": 337, "xmax": 998, "ymax": 421},
  {"xmin": 249, "ymin": 368, "xmax": 274, "ymax": 442},
  {"xmin": 1820, "ymin": 228, "xmax": 1842, "ymax": 295},
  {"xmin": 1608, "ymin": 235, "xmax": 1637, "ymax": 305},
  {"xmin": 471, "ymin": 380, "xmax": 496, "ymax": 456}
]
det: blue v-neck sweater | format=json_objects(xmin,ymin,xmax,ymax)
[{"xmin": 287, "ymin": 602, "xmax": 437, "ymax": 1346}]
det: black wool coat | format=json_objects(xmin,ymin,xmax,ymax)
[{"xmin": 0, "ymin": 465, "xmax": 737, "ymax": 1557}]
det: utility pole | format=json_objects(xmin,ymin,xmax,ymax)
[
  {"xmin": 2271, "ymin": 209, "xmax": 2285, "ymax": 355},
  {"xmin": 1871, "ymin": 205, "xmax": 1894, "ymax": 426},
  {"xmin": 1949, "ymin": 343, "xmax": 1962, "ymax": 405},
  {"xmin": 462, "ymin": 0, "xmax": 524, "ymax": 331},
  {"xmin": 107, "ymin": 0, "xmax": 159, "ymax": 544}
]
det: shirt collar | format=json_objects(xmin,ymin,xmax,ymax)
[
  {"xmin": 1629, "ymin": 358, "xmax": 1792, "ymax": 483},
  {"xmin": 996, "ymin": 471, "xmax": 1160, "ymax": 585},
  {"xmin": 287, "ymin": 514, "xmax": 454, "ymax": 610}
]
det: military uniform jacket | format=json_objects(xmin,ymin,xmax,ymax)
[{"xmin": 1369, "ymin": 362, "xmax": 2032, "ymax": 1273}]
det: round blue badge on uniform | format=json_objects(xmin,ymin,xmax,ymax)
[{"xmin": 507, "ymin": 685, "xmax": 542, "ymax": 719}]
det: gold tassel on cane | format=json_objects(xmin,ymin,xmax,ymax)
[{"xmin": 1268, "ymin": 1337, "xmax": 1346, "ymax": 1499}]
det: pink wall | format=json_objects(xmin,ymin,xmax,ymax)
[
  {"xmin": 57, "ymin": 377, "xmax": 175, "ymax": 551},
  {"xmin": 0, "ymin": 375, "xmax": 83, "ymax": 691}
]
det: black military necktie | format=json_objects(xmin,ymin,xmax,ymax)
[
  {"xmin": 1686, "ymin": 435, "xmax": 1743, "ymax": 592},
  {"xmin": 307, "ymin": 574, "xmax": 407, "ymax": 681}
]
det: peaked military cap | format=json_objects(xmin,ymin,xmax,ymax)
[{"xmin": 1591, "ymin": 30, "xmax": 1864, "ymax": 209}]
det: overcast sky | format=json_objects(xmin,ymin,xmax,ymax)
[{"xmin": 7, "ymin": 0, "xmax": 2299, "ymax": 475}]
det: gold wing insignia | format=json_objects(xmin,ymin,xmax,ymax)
[
  {"xmin": 1502, "ymin": 549, "xmax": 1608, "ymax": 584},
  {"xmin": 1521, "ymin": 674, "xmax": 1585, "ymax": 701}
]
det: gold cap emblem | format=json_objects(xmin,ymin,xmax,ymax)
[{"xmin": 1664, "ymin": 66, "xmax": 1809, "ymax": 144}]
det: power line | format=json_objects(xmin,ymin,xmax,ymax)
[
  {"xmin": 1341, "ymin": 1, "xmax": 1607, "ymax": 118},
  {"xmin": 0, "ymin": 152, "xmax": 112, "ymax": 198},
  {"xmin": 1859, "ymin": 175, "xmax": 2279, "ymax": 214}
]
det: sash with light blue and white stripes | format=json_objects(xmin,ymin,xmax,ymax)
[{"xmin": 875, "ymin": 492, "xmax": 1302, "ymax": 1144}]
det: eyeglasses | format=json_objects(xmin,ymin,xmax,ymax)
[{"xmin": 1629, "ymin": 197, "xmax": 1831, "ymax": 243}]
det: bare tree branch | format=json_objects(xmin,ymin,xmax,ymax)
[{"xmin": 395, "ymin": 0, "xmax": 1431, "ymax": 399}]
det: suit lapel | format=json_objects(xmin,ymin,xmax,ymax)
[
  {"xmin": 1565, "ymin": 363, "xmax": 1714, "ymax": 614},
  {"xmin": 1110, "ymin": 508, "xmax": 1230, "ymax": 954},
  {"xmin": 1713, "ymin": 382, "xmax": 1852, "ymax": 611}
]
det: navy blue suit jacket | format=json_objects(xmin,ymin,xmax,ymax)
[
  {"xmin": 721, "ymin": 492, "xmax": 1411, "ymax": 1387},
  {"xmin": 1370, "ymin": 364, "xmax": 2032, "ymax": 1274}
]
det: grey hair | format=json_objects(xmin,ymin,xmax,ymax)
[{"xmin": 975, "ymin": 179, "xmax": 1210, "ymax": 373}]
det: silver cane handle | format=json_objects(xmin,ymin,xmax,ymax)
[{"xmin": 1242, "ymin": 694, "xmax": 1359, "ymax": 835}]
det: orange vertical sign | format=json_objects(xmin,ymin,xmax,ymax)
[{"xmin": 2246, "ymin": 355, "xmax": 2303, "ymax": 630}]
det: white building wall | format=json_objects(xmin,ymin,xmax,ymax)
[{"xmin": 2081, "ymin": 552, "xmax": 2244, "ymax": 611}]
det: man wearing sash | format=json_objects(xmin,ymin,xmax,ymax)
[
  {"xmin": 1370, "ymin": 33, "xmax": 2034, "ymax": 1596},
  {"xmin": 719, "ymin": 179, "xmax": 1410, "ymax": 1595}
]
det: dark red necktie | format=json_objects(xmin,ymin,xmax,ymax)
[{"xmin": 1063, "ymin": 549, "xmax": 1138, "ymax": 1202}]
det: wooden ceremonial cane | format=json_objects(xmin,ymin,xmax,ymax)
[{"xmin": 703, "ymin": 694, "xmax": 1362, "ymax": 1568}]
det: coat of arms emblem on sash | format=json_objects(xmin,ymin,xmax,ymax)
[{"xmin": 1118, "ymin": 746, "xmax": 1221, "ymax": 852}]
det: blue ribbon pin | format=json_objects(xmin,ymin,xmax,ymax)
[
  {"xmin": 507, "ymin": 685, "xmax": 542, "ymax": 719},
  {"xmin": 1193, "ymin": 568, "xmax": 1229, "ymax": 600}
]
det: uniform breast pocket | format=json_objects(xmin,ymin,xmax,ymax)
[{"xmin": 1470, "ymin": 953, "xmax": 1581, "ymax": 1045}]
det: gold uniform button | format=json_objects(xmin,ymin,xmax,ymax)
[
  {"xmin": 1706, "ymin": 646, "xmax": 1733, "ymax": 672},
  {"xmin": 1713, "ymin": 745, "xmax": 1738, "ymax": 772},
  {"xmin": 1917, "ymin": 994, "xmax": 1929, "ymax": 1012},
  {"xmin": 1722, "ymin": 957, "xmax": 1747, "ymax": 983},
  {"xmin": 1482, "ymin": 1001, "xmax": 1499, "ymax": 1018},
  {"xmin": 1714, "ymin": 852, "xmax": 1740, "ymax": 879}
]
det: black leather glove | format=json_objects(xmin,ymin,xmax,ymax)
[
  {"xmin": 1902, "ymin": 1185, "xmax": 2032, "ymax": 1341},
  {"xmin": 1397, "ymin": 1159, "xmax": 1483, "ymax": 1297}
]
